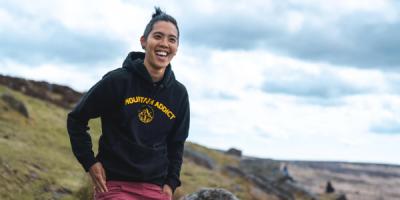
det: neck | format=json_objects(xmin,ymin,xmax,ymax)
[{"xmin": 143, "ymin": 61, "xmax": 165, "ymax": 82}]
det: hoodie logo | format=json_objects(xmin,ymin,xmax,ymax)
[
  {"xmin": 138, "ymin": 105, "xmax": 154, "ymax": 123},
  {"xmin": 125, "ymin": 96, "xmax": 176, "ymax": 120}
]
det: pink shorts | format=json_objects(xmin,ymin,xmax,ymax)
[{"xmin": 94, "ymin": 181, "xmax": 171, "ymax": 200}]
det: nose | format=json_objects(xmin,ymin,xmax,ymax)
[{"xmin": 159, "ymin": 38, "xmax": 168, "ymax": 47}]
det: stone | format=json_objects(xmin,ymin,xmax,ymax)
[
  {"xmin": 226, "ymin": 148, "xmax": 242, "ymax": 157},
  {"xmin": 1, "ymin": 93, "xmax": 29, "ymax": 118},
  {"xmin": 184, "ymin": 146, "xmax": 216, "ymax": 170},
  {"xmin": 181, "ymin": 188, "xmax": 239, "ymax": 200}
]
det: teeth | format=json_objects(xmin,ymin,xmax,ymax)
[{"xmin": 156, "ymin": 51, "xmax": 167, "ymax": 56}]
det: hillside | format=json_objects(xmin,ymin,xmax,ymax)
[
  {"xmin": 1, "ymin": 75, "xmax": 399, "ymax": 200},
  {"xmin": 288, "ymin": 161, "xmax": 400, "ymax": 200}
]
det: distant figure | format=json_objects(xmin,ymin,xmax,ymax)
[
  {"xmin": 325, "ymin": 181, "xmax": 335, "ymax": 193},
  {"xmin": 282, "ymin": 164, "xmax": 289, "ymax": 177},
  {"xmin": 279, "ymin": 162, "xmax": 294, "ymax": 182}
]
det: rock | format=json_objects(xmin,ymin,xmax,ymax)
[
  {"xmin": 1, "ymin": 93, "xmax": 29, "ymax": 118},
  {"xmin": 320, "ymin": 193, "xmax": 347, "ymax": 200},
  {"xmin": 0, "ymin": 74, "xmax": 82, "ymax": 109},
  {"xmin": 336, "ymin": 194, "xmax": 347, "ymax": 200},
  {"xmin": 225, "ymin": 164, "xmax": 317, "ymax": 200},
  {"xmin": 181, "ymin": 188, "xmax": 239, "ymax": 200},
  {"xmin": 249, "ymin": 186, "xmax": 278, "ymax": 200},
  {"xmin": 226, "ymin": 148, "xmax": 242, "ymax": 157},
  {"xmin": 184, "ymin": 146, "xmax": 216, "ymax": 170}
]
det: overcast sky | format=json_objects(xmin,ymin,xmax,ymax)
[{"xmin": 1, "ymin": 0, "xmax": 400, "ymax": 165}]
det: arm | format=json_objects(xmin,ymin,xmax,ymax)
[
  {"xmin": 67, "ymin": 73, "xmax": 119, "ymax": 192},
  {"xmin": 164, "ymin": 92, "xmax": 190, "ymax": 193},
  {"xmin": 67, "ymin": 71, "xmax": 119, "ymax": 171}
]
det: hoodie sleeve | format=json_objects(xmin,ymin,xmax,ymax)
[
  {"xmin": 67, "ymin": 72, "xmax": 119, "ymax": 171},
  {"xmin": 164, "ymin": 90, "xmax": 190, "ymax": 192}
]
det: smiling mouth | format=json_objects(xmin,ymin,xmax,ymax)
[{"xmin": 155, "ymin": 50, "xmax": 168, "ymax": 57}]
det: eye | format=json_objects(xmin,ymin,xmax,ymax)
[
  {"xmin": 153, "ymin": 34, "xmax": 162, "ymax": 39},
  {"xmin": 169, "ymin": 37, "xmax": 177, "ymax": 43}
]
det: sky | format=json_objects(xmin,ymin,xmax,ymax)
[{"xmin": 1, "ymin": 0, "xmax": 400, "ymax": 165}]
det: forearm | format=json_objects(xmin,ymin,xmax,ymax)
[
  {"xmin": 165, "ymin": 141, "xmax": 185, "ymax": 192},
  {"xmin": 67, "ymin": 113, "xmax": 96, "ymax": 171}
]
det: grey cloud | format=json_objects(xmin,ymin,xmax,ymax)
[
  {"xmin": 370, "ymin": 120, "xmax": 400, "ymax": 135},
  {"xmin": 284, "ymin": 15, "xmax": 400, "ymax": 69},
  {"xmin": 296, "ymin": 97, "xmax": 345, "ymax": 107},
  {"xmin": 181, "ymin": 14, "xmax": 282, "ymax": 50},
  {"xmin": 0, "ymin": 21, "xmax": 128, "ymax": 66},
  {"xmin": 180, "ymin": 2, "xmax": 400, "ymax": 69},
  {"xmin": 262, "ymin": 71, "xmax": 372, "ymax": 98},
  {"xmin": 387, "ymin": 74, "xmax": 400, "ymax": 94}
]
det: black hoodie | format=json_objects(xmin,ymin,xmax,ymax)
[{"xmin": 67, "ymin": 52, "xmax": 190, "ymax": 191}]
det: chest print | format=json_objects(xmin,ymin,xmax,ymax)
[
  {"xmin": 137, "ymin": 105, "xmax": 154, "ymax": 123},
  {"xmin": 124, "ymin": 96, "xmax": 176, "ymax": 123}
]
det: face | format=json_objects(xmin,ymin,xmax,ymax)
[{"xmin": 141, "ymin": 21, "xmax": 179, "ymax": 71}]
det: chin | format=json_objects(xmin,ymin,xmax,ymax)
[{"xmin": 154, "ymin": 63, "xmax": 168, "ymax": 69}]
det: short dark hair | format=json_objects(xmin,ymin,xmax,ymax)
[{"xmin": 143, "ymin": 7, "xmax": 180, "ymax": 40}]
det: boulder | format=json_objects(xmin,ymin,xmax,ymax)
[
  {"xmin": 0, "ymin": 74, "xmax": 82, "ymax": 109},
  {"xmin": 1, "ymin": 93, "xmax": 29, "ymax": 118},
  {"xmin": 181, "ymin": 188, "xmax": 239, "ymax": 200},
  {"xmin": 226, "ymin": 148, "xmax": 242, "ymax": 157},
  {"xmin": 184, "ymin": 146, "xmax": 216, "ymax": 170},
  {"xmin": 224, "ymin": 164, "xmax": 317, "ymax": 200}
]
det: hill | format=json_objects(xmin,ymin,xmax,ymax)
[
  {"xmin": 288, "ymin": 161, "xmax": 400, "ymax": 199},
  {"xmin": 1, "ymin": 74, "xmax": 399, "ymax": 200}
]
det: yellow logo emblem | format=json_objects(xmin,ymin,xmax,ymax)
[{"xmin": 138, "ymin": 105, "xmax": 154, "ymax": 123}]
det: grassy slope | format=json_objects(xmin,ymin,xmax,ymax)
[
  {"xmin": 176, "ymin": 143, "xmax": 258, "ymax": 200},
  {"xmin": 0, "ymin": 85, "xmax": 100, "ymax": 200}
]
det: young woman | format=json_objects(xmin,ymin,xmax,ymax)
[{"xmin": 67, "ymin": 7, "xmax": 190, "ymax": 200}]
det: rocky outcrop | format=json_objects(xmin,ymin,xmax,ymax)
[
  {"xmin": 1, "ymin": 93, "xmax": 29, "ymax": 118},
  {"xmin": 0, "ymin": 74, "xmax": 82, "ymax": 109},
  {"xmin": 184, "ymin": 146, "xmax": 216, "ymax": 170},
  {"xmin": 224, "ymin": 159, "xmax": 317, "ymax": 200},
  {"xmin": 226, "ymin": 148, "xmax": 242, "ymax": 157},
  {"xmin": 181, "ymin": 188, "xmax": 239, "ymax": 200}
]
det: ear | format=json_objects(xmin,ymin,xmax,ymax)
[{"xmin": 140, "ymin": 36, "xmax": 146, "ymax": 50}]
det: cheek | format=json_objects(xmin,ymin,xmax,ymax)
[{"xmin": 171, "ymin": 45, "xmax": 178, "ymax": 55}]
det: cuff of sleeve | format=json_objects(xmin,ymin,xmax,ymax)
[
  {"xmin": 165, "ymin": 177, "xmax": 181, "ymax": 193},
  {"xmin": 78, "ymin": 154, "xmax": 97, "ymax": 172}
]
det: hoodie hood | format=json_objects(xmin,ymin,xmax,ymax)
[{"xmin": 122, "ymin": 51, "xmax": 175, "ymax": 88}]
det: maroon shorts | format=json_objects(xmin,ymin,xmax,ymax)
[{"xmin": 94, "ymin": 181, "xmax": 171, "ymax": 200}]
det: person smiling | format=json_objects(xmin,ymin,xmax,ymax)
[{"xmin": 67, "ymin": 7, "xmax": 190, "ymax": 200}]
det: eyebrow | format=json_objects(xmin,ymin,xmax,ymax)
[{"xmin": 153, "ymin": 31, "xmax": 178, "ymax": 39}]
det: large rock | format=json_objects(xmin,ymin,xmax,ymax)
[
  {"xmin": 226, "ymin": 148, "xmax": 242, "ymax": 157},
  {"xmin": 181, "ymin": 188, "xmax": 239, "ymax": 200},
  {"xmin": 184, "ymin": 146, "xmax": 216, "ymax": 170},
  {"xmin": 0, "ymin": 74, "xmax": 82, "ymax": 109},
  {"xmin": 224, "ymin": 164, "xmax": 317, "ymax": 200},
  {"xmin": 1, "ymin": 93, "xmax": 29, "ymax": 118}
]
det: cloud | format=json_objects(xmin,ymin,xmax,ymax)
[
  {"xmin": 178, "ymin": 0, "xmax": 400, "ymax": 69},
  {"xmin": 262, "ymin": 73, "xmax": 366, "ymax": 98},
  {"xmin": 370, "ymin": 120, "xmax": 400, "ymax": 135},
  {"xmin": 3, "ymin": 0, "xmax": 400, "ymax": 69},
  {"xmin": 0, "ymin": 12, "xmax": 128, "ymax": 66},
  {"xmin": 261, "ymin": 59, "xmax": 393, "ymax": 99}
]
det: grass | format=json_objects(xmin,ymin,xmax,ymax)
[{"xmin": 0, "ymin": 85, "xmax": 99, "ymax": 199}]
